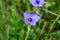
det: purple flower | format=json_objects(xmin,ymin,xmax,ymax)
[
  {"xmin": 29, "ymin": 0, "xmax": 44, "ymax": 7},
  {"xmin": 23, "ymin": 12, "xmax": 40, "ymax": 26}
]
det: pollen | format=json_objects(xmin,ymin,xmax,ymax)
[{"xmin": 28, "ymin": 18, "xmax": 32, "ymax": 22}]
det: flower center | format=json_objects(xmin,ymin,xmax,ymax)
[
  {"xmin": 36, "ymin": 0, "xmax": 40, "ymax": 4},
  {"xmin": 28, "ymin": 18, "xmax": 32, "ymax": 22}
]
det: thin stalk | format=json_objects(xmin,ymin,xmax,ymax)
[
  {"xmin": 48, "ymin": 15, "xmax": 60, "ymax": 32},
  {"xmin": 25, "ymin": 25, "xmax": 31, "ymax": 40},
  {"xmin": 40, "ymin": 8, "xmax": 60, "ymax": 17}
]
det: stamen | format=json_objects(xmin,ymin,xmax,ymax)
[
  {"xmin": 28, "ymin": 18, "xmax": 32, "ymax": 22},
  {"xmin": 36, "ymin": 0, "xmax": 40, "ymax": 4}
]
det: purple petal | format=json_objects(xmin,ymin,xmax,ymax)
[
  {"xmin": 29, "ymin": 0, "xmax": 44, "ymax": 7},
  {"xmin": 23, "ymin": 12, "xmax": 31, "ymax": 18},
  {"xmin": 23, "ymin": 12, "xmax": 31, "ymax": 24},
  {"xmin": 30, "ymin": 20, "xmax": 36, "ymax": 26},
  {"xmin": 25, "ymin": 18, "xmax": 36, "ymax": 26},
  {"xmin": 31, "ymin": 14, "xmax": 40, "ymax": 22},
  {"xmin": 39, "ymin": 0, "xmax": 44, "ymax": 5},
  {"xmin": 24, "ymin": 18, "xmax": 30, "ymax": 24}
]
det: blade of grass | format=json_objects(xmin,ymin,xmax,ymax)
[
  {"xmin": 48, "ymin": 14, "xmax": 60, "ymax": 32},
  {"xmin": 40, "ymin": 8, "xmax": 60, "ymax": 17},
  {"xmin": 40, "ymin": 21, "xmax": 47, "ymax": 35},
  {"xmin": 25, "ymin": 25, "xmax": 31, "ymax": 40}
]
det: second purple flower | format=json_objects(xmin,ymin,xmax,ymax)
[{"xmin": 29, "ymin": 0, "xmax": 45, "ymax": 7}]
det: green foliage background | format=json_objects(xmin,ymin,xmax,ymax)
[{"xmin": 0, "ymin": 0, "xmax": 60, "ymax": 40}]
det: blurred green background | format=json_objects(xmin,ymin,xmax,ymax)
[{"xmin": 0, "ymin": 0, "xmax": 60, "ymax": 40}]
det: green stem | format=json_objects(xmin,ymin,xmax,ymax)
[
  {"xmin": 40, "ymin": 8, "xmax": 60, "ymax": 17},
  {"xmin": 48, "ymin": 15, "xmax": 60, "ymax": 32},
  {"xmin": 25, "ymin": 25, "xmax": 31, "ymax": 40},
  {"xmin": 40, "ymin": 21, "xmax": 47, "ymax": 35}
]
